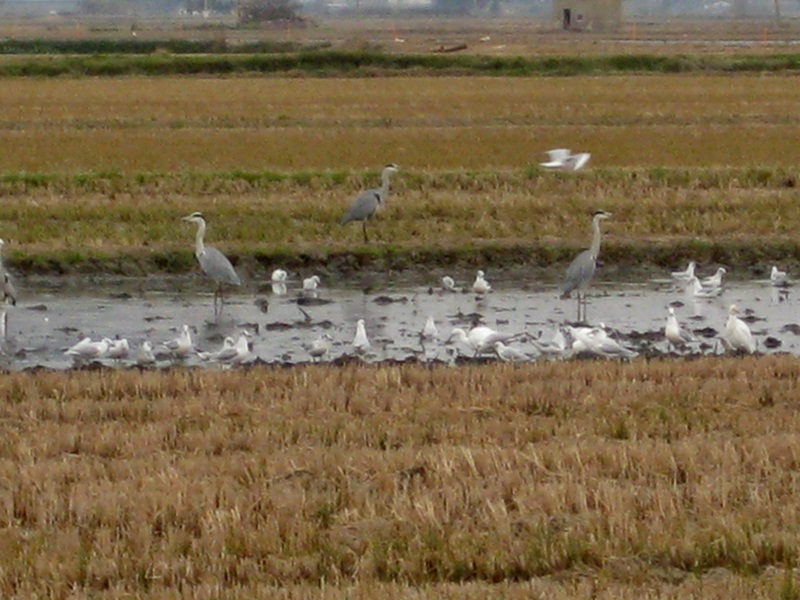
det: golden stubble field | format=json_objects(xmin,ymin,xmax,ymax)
[
  {"xmin": 0, "ymin": 357, "xmax": 799, "ymax": 598},
  {"xmin": 1, "ymin": 75, "xmax": 800, "ymax": 172}
]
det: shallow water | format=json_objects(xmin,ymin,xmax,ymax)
[{"xmin": 3, "ymin": 270, "xmax": 798, "ymax": 370}]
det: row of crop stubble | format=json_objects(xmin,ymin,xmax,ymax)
[
  {"xmin": 0, "ymin": 168, "xmax": 799, "ymax": 275},
  {"xmin": 0, "ymin": 357, "xmax": 797, "ymax": 597}
]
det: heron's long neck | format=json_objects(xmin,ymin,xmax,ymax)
[
  {"xmin": 194, "ymin": 221, "xmax": 206, "ymax": 256},
  {"xmin": 589, "ymin": 217, "xmax": 603, "ymax": 259}
]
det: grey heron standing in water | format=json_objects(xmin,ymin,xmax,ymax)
[
  {"xmin": 182, "ymin": 212, "xmax": 241, "ymax": 316},
  {"xmin": 0, "ymin": 240, "xmax": 16, "ymax": 306},
  {"xmin": 340, "ymin": 163, "xmax": 399, "ymax": 243},
  {"xmin": 561, "ymin": 210, "xmax": 612, "ymax": 322}
]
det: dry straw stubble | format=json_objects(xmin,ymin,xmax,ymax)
[{"xmin": 0, "ymin": 357, "xmax": 798, "ymax": 597}]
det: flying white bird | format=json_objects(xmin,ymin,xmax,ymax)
[
  {"xmin": 724, "ymin": 304, "xmax": 756, "ymax": 354},
  {"xmin": 540, "ymin": 148, "xmax": 591, "ymax": 171},
  {"xmin": 472, "ymin": 270, "xmax": 492, "ymax": 295}
]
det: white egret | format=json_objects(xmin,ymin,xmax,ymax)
[
  {"xmin": 271, "ymin": 269, "xmax": 288, "ymax": 282},
  {"xmin": 725, "ymin": 304, "xmax": 756, "ymax": 354},
  {"xmin": 472, "ymin": 270, "xmax": 491, "ymax": 295},
  {"xmin": 422, "ymin": 315, "xmax": 438, "ymax": 341},
  {"xmin": 353, "ymin": 319, "xmax": 371, "ymax": 354},
  {"xmin": 770, "ymin": 266, "xmax": 788, "ymax": 287},
  {"xmin": 441, "ymin": 276, "xmax": 457, "ymax": 292}
]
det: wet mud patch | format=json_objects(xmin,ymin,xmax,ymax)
[{"xmin": 1, "ymin": 269, "xmax": 799, "ymax": 371}]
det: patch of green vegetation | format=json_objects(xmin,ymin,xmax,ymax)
[
  {"xmin": 0, "ymin": 38, "xmax": 324, "ymax": 55},
  {"xmin": 4, "ymin": 51, "xmax": 800, "ymax": 78}
]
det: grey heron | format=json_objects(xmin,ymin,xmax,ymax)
[
  {"xmin": 0, "ymin": 240, "xmax": 16, "ymax": 306},
  {"xmin": 724, "ymin": 304, "xmax": 756, "ymax": 354},
  {"xmin": 182, "ymin": 212, "xmax": 241, "ymax": 315},
  {"xmin": 340, "ymin": 163, "xmax": 399, "ymax": 243},
  {"xmin": 561, "ymin": 210, "xmax": 612, "ymax": 322}
]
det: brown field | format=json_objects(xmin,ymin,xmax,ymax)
[
  {"xmin": 0, "ymin": 357, "xmax": 798, "ymax": 597},
  {"xmin": 0, "ymin": 75, "xmax": 799, "ymax": 172},
  {"xmin": 1, "ymin": 74, "xmax": 800, "ymax": 268}
]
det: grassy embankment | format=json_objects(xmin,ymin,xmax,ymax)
[
  {"xmin": 0, "ymin": 357, "xmax": 798, "ymax": 598},
  {"xmin": 0, "ymin": 75, "xmax": 799, "ymax": 276}
]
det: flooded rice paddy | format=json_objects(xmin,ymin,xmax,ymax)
[{"xmin": 1, "ymin": 268, "xmax": 798, "ymax": 371}]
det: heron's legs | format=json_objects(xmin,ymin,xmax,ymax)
[{"xmin": 362, "ymin": 221, "xmax": 369, "ymax": 243}]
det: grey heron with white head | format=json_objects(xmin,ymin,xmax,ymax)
[
  {"xmin": 182, "ymin": 212, "xmax": 241, "ymax": 316},
  {"xmin": 340, "ymin": 164, "xmax": 399, "ymax": 243},
  {"xmin": 561, "ymin": 210, "xmax": 612, "ymax": 322}
]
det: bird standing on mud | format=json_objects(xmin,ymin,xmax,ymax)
[
  {"xmin": 340, "ymin": 164, "xmax": 399, "ymax": 243},
  {"xmin": 561, "ymin": 210, "xmax": 612, "ymax": 322},
  {"xmin": 182, "ymin": 212, "xmax": 241, "ymax": 316}
]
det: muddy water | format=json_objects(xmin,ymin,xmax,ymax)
[{"xmin": 3, "ymin": 270, "xmax": 798, "ymax": 371}]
